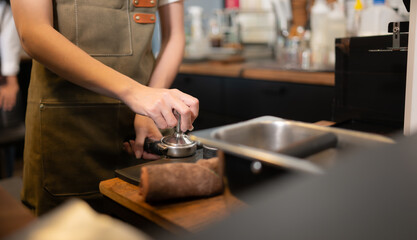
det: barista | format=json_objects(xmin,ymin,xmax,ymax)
[{"xmin": 11, "ymin": 0, "xmax": 198, "ymax": 215}]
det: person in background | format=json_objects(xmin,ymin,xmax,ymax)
[
  {"xmin": 0, "ymin": 0, "xmax": 21, "ymax": 112},
  {"xmin": 0, "ymin": 0, "xmax": 23, "ymax": 179},
  {"xmin": 11, "ymin": 0, "xmax": 198, "ymax": 215}
]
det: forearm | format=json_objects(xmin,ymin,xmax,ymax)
[
  {"xmin": 11, "ymin": 0, "xmax": 141, "ymax": 101},
  {"xmin": 18, "ymin": 25, "xmax": 196, "ymax": 130},
  {"xmin": 148, "ymin": 1, "xmax": 185, "ymax": 89},
  {"xmin": 19, "ymin": 24, "xmax": 142, "ymax": 101},
  {"xmin": 12, "ymin": 0, "xmax": 147, "ymax": 109},
  {"xmin": 11, "ymin": 0, "xmax": 198, "ymax": 131},
  {"xmin": 148, "ymin": 33, "xmax": 185, "ymax": 88}
]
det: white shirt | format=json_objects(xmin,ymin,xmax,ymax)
[
  {"xmin": 0, "ymin": 2, "xmax": 21, "ymax": 76},
  {"xmin": 159, "ymin": 0, "xmax": 181, "ymax": 7}
]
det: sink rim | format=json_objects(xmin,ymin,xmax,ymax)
[{"xmin": 189, "ymin": 116, "xmax": 394, "ymax": 175}]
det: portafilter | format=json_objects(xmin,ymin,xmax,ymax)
[{"xmin": 144, "ymin": 112, "xmax": 197, "ymax": 158}]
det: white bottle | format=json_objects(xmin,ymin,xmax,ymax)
[
  {"xmin": 310, "ymin": 0, "xmax": 330, "ymax": 69},
  {"xmin": 327, "ymin": 0, "xmax": 347, "ymax": 67},
  {"xmin": 358, "ymin": 0, "xmax": 402, "ymax": 36},
  {"xmin": 189, "ymin": 6, "xmax": 204, "ymax": 40},
  {"xmin": 186, "ymin": 6, "xmax": 210, "ymax": 59}
]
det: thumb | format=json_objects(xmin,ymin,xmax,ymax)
[{"xmin": 134, "ymin": 132, "xmax": 146, "ymax": 159}]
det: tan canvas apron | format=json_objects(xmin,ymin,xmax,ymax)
[{"xmin": 22, "ymin": 0, "xmax": 159, "ymax": 215}]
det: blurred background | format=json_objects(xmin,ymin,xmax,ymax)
[{"xmin": 178, "ymin": 0, "xmax": 408, "ymax": 70}]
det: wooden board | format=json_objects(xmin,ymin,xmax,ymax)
[
  {"xmin": 179, "ymin": 61, "xmax": 243, "ymax": 78},
  {"xmin": 99, "ymin": 178, "xmax": 246, "ymax": 234},
  {"xmin": 0, "ymin": 186, "xmax": 36, "ymax": 238},
  {"xmin": 179, "ymin": 61, "xmax": 335, "ymax": 86},
  {"xmin": 242, "ymin": 67, "xmax": 334, "ymax": 86}
]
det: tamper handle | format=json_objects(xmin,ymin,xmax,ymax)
[{"xmin": 174, "ymin": 110, "xmax": 182, "ymax": 134}]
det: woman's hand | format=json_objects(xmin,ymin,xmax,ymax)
[
  {"xmin": 122, "ymin": 86, "xmax": 199, "ymax": 133},
  {"xmin": 0, "ymin": 76, "xmax": 19, "ymax": 111},
  {"xmin": 123, "ymin": 114, "xmax": 163, "ymax": 160}
]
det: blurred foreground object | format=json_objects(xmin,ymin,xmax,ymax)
[{"xmin": 6, "ymin": 199, "xmax": 151, "ymax": 240}]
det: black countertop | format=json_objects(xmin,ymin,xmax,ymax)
[{"xmin": 170, "ymin": 133, "xmax": 417, "ymax": 239}]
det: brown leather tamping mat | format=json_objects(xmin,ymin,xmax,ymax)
[
  {"xmin": 115, "ymin": 149, "xmax": 204, "ymax": 185},
  {"xmin": 102, "ymin": 150, "xmax": 246, "ymax": 233}
]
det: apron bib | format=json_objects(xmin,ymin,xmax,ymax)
[{"xmin": 22, "ymin": 0, "xmax": 158, "ymax": 215}]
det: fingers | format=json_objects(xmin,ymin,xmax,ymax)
[
  {"xmin": 0, "ymin": 97, "xmax": 13, "ymax": 111},
  {"xmin": 134, "ymin": 135, "xmax": 144, "ymax": 159},
  {"xmin": 142, "ymin": 151, "xmax": 161, "ymax": 160},
  {"xmin": 123, "ymin": 139, "xmax": 159, "ymax": 160},
  {"xmin": 122, "ymin": 141, "xmax": 133, "ymax": 155},
  {"xmin": 123, "ymin": 139, "xmax": 160, "ymax": 160},
  {"xmin": 145, "ymin": 90, "xmax": 198, "ymax": 132},
  {"xmin": 122, "ymin": 115, "xmax": 164, "ymax": 160},
  {"xmin": 0, "ymin": 82, "xmax": 19, "ymax": 111},
  {"xmin": 127, "ymin": 86, "xmax": 199, "ymax": 132},
  {"xmin": 3, "ymin": 98, "xmax": 16, "ymax": 111},
  {"xmin": 8, "ymin": 97, "xmax": 17, "ymax": 111},
  {"xmin": 144, "ymin": 96, "xmax": 175, "ymax": 130},
  {"xmin": 163, "ymin": 90, "xmax": 198, "ymax": 132},
  {"xmin": 0, "ymin": 92, "xmax": 17, "ymax": 111},
  {"xmin": 176, "ymin": 90, "xmax": 199, "ymax": 122},
  {"xmin": 133, "ymin": 117, "xmax": 163, "ymax": 159},
  {"xmin": 159, "ymin": 103, "xmax": 177, "ymax": 129},
  {"xmin": 170, "ymin": 89, "xmax": 199, "ymax": 132},
  {"xmin": 172, "ymin": 103, "xmax": 192, "ymax": 132}
]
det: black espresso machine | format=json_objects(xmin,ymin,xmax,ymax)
[
  {"xmin": 332, "ymin": 0, "xmax": 411, "ymax": 136},
  {"xmin": 331, "ymin": 4, "xmax": 412, "ymax": 137}
]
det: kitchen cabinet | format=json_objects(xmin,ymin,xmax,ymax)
[
  {"xmin": 224, "ymin": 77, "xmax": 334, "ymax": 122},
  {"xmin": 172, "ymin": 73, "xmax": 334, "ymax": 130}
]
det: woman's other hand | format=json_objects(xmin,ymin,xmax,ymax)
[
  {"xmin": 123, "ymin": 114, "xmax": 163, "ymax": 160},
  {"xmin": 0, "ymin": 76, "xmax": 19, "ymax": 111}
]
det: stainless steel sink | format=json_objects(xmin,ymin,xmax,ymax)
[{"xmin": 190, "ymin": 116, "xmax": 394, "ymax": 174}]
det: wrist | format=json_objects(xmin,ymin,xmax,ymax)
[
  {"xmin": 5, "ymin": 76, "xmax": 18, "ymax": 84},
  {"xmin": 118, "ymin": 79, "xmax": 147, "ymax": 113},
  {"xmin": 118, "ymin": 76, "xmax": 141, "ymax": 100}
]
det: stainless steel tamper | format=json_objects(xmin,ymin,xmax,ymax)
[{"xmin": 144, "ymin": 111, "xmax": 197, "ymax": 158}]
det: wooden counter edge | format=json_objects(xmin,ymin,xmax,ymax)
[
  {"xmin": 314, "ymin": 121, "xmax": 336, "ymax": 127},
  {"xmin": 99, "ymin": 176, "xmax": 247, "ymax": 234},
  {"xmin": 99, "ymin": 178, "xmax": 187, "ymax": 234},
  {"xmin": 241, "ymin": 68, "xmax": 335, "ymax": 86},
  {"xmin": 179, "ymin": 62, "xmax": 242, "ymax": 78},
  {"xmin": 179, "ymin": 62, "xmax": 335, "ymax": 86}
]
